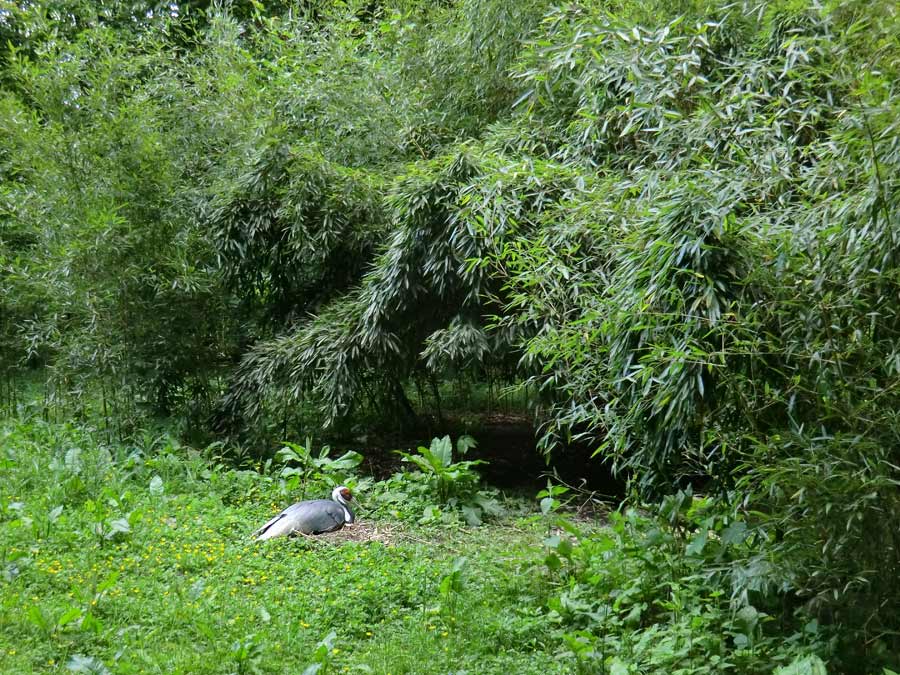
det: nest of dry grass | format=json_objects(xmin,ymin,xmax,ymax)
[{"xmin": 293, "ymin": 520, "xmax": 400, "ymax": 545}]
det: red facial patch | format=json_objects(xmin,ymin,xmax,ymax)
[{"xmin": 341, "ymin": 488, "xmax": 352, "ymax": 500}]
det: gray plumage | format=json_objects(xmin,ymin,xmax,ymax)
[{"xmin": 252, "ymin": 486, "xmax": 355, "ymax": 539}]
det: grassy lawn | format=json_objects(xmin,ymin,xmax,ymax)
[{"xmin": 0, "ymin": 420, "xmax": 566, "ymax": 675}]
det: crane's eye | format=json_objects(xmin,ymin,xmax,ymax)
[{"xmin": 341, "ymin": 489, "xmax": 352, "ymax": 500}]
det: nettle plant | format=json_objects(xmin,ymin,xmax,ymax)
[{"xmin": 396, "ymin": 435, "xmax": 502, "ymax": 526}]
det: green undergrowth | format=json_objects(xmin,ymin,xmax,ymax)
[
  {"xmin": 0, "ymin": 419, "xmax": 561, "ymax": 675},
  {"xmin": 0, "ymin": 418, "xmax": 872, "ymax": 674}
]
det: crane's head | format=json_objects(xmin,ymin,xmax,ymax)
[{"xmin": 332, "ymin": 485, "xmax": 353, "ymax": 505}]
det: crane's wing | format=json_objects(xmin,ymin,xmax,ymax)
[
  {"xmin": 296, "ymin": 501, "xmax": 347, "ymax": 535},
  {"xmin": 251, "ymin": 502, "xmax": 304, "ymax": 540}
]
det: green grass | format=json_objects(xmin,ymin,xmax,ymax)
[
  {"xmin": 1, "ymin": 417, "xmax": 848, "ymax": 675},
  {"xmin": 0, "ymin": 419, "xmax": 565, "ymax": 675}
]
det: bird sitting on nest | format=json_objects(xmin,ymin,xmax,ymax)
[{"xmin": 252, "ymin": 486, "xmax": 355, "ymax": 539}]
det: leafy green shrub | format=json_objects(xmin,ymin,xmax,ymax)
[
  {"xmin": 274, "ymin": 439, "xmax": 364, "ymax": 498},
  {"xmin": 734, "ymin": 434, "xmax": 900, "ymax": 667},
  {"xmin": 398, "ymin": 435, "xmax": 482, "ymax": 503},
  {"xmin": 543, "ymin": 500, "xmax": 832, "ymax": 674},
  {"xmin": 375, "ymin": 435, "xmax": 503, "ymax": 526}
]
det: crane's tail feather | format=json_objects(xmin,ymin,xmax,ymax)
[{"xmin": 251, "ymin": 512, "xmax": 287, "ymax": 540}]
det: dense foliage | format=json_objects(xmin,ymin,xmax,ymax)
[{"xmin": 2, "ymin": 0, "xmax": 899, "ymax": 671}]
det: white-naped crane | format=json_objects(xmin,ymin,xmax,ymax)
[{"xmin": 252, "ymin": 486, "xmax": 355, "ymax": 539}]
